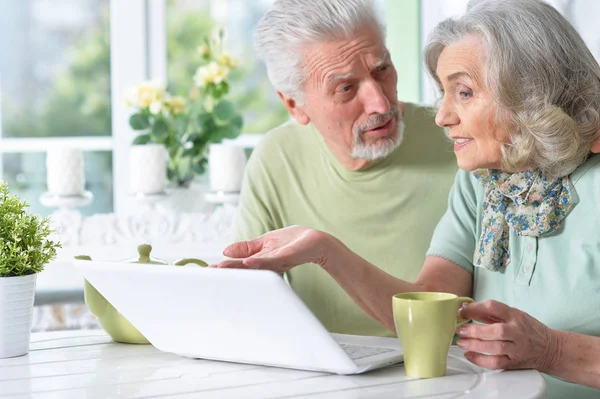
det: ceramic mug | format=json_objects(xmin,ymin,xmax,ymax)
[{"xmin": 392, "ymin": 292, "xmax": 473, "ymax": 378}]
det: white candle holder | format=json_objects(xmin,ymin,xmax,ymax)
[
  {"xmin": 129, "ymin": 144, "xmax": 168, "ymax": 196},
  {"xmin": 208, "ymin": 143, "xmax": 247, "ymax": 194},
  {"xmin": 204, "ymin": 191, "xmax": 240, "ymax": 205},
  {"xmin": 40, "ymin": 191, "xmax": 94, "ymax": 211},
  {"xmin": 45, "ymin": 148, "xmax": 86, "ymax": 197}
]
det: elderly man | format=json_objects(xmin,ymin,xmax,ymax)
[{"xmin": 233, "ymin": 0, "xmax": 456, "ymax": 337}]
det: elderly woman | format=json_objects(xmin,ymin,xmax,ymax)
[{"xmin": 214, "ymin": 0, "xmax": 600, "ymax": 396}]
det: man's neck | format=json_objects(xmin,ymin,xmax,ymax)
[{"xmin": 335, "ymin": 152, "xmax": 371, "ymax": 171}]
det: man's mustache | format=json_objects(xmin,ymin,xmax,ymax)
[{"xmin": 355, "ymin": 106, "xmax": 401, "ymax": 136}]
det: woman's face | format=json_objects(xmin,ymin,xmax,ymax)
[{"xmin": 435, "ymin": 35, "xmax": 511, "ymax": 171}]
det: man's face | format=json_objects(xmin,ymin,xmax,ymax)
[{"xmin": 281, "ymin": 26, "xmax": 401, "ymax": 169}]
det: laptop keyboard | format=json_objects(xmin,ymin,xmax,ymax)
[{"xmin": 339, "ymin": 343, "xmax": 396, "ymax": 360}]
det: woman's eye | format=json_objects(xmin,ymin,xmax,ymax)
[{"xmin": 458, "ymin": 88, "xmax": 473, "ymax": 99}]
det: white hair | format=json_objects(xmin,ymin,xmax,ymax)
[
  {"xmin": 424, "ymin": 0, "xmax": 600, "ymax": 177},
  {"xmin": 254, "ymin": 0, "xmax": 385, "ymax": 103}
]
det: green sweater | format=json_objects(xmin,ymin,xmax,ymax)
[{"xmin": 233, "ymin": 103, "xmax": 458, "ymax": 337}]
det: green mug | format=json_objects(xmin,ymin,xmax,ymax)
[{"xmin": 392, "ymin": 292, "xmax": 474, "ymax": 378}]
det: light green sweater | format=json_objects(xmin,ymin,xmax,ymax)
[{"xmin": 233, "ymin": 103, "xmax": 458, "ymax": 337}]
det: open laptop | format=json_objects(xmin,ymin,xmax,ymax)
[{"xmin": 74, "ymin": 261, "xmax": 404, "ymax": 374}]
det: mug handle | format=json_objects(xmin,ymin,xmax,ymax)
[{"xmin": 456, "ymin": 297, "xmax": 474, "ymax": 325}]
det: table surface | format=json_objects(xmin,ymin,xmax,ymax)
[{"xmin": 0, "ymin": 330, "xmax": 545, "ymax": 399}]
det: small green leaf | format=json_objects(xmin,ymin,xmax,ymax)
[
  {"xmin": 151, "ymin": 119, "xmax": 169, "ymax": 137},
  {"xmin": 215, "ymin": 124, "xmax": 241, "ymax": 139},
  {"xmin": 232, "ymin": 115, "xmax": 243, "ymax": 129},
  {"xmin": 129, "ymin": 113, "xmax": 150, "ymax": 130},
  {"xmin": 177, "ymin": 155, "xmax": 193, "ymax": 181},
  {"xmin": 197, "ymin": 113, "xmax": 213, "ymax": 128},
  {"xmin": 176, "ymin": 117, "xmax": 188, "ymax": 137},
  {"xmin": 132, "ymin": 134, "xmax": 151, "ymax": 145},
  {"xmin": 192, "ymin": 158, "xmax": 208, "ymax": 175},
  {"xmin": 213, "ymin": 100, "xmax": 236, "ymax": 122},
  {"xmin": 213, "ymin": 81, "xmax": 229, "ymax": 99}
]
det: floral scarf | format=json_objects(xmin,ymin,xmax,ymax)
[{"xmin": 473, "ymin": 169, "xmax": 574, "ymax": 272}]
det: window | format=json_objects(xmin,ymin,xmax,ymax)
[{"xmin": 0, "ymin": 0, "xmax": 113, "ymax": 216}]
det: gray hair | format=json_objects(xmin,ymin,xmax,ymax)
[
  {"xmin": 425, "ymin": 0, "xmax": 600, "ymax": 177},
  {"xmin": 254, "ymin": 0, "xmax": 385, "ymax": 103}
]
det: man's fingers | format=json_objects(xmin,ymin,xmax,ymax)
[
  {"xmin": 222, "ymin": 239, "xmax": 263, "ymax": 258},
  {"xmin": 210, "ymin": 259, "xmax": 247, "ymax": 269},
  {"xmin": 244, "ymin": 255, "xmax": 288, "ymax": 273}
]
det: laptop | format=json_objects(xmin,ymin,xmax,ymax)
[{"xmin": 74, "ymin": 261, "xmax": 404, "ymax": 374}]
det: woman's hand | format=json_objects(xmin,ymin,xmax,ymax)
[
  {"xmin": 211, "ymin": 226, "xmax": 333, "ymax": 274},
  {"xmin": 456, "ymin": 300, "xmax": 560, "ymax": 372}
]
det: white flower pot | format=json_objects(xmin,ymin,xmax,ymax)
[{"xmin": 0, "ymin": 274, "xmax": 37, "ymax": 358}]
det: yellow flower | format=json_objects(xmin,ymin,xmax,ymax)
[
  {"xmin": 124, "ymin": 80, "xmax": 166, "ymax": 109},
  {"xmin": 189, "ymin": 87, "xmax": 200, "ymax": 101},
  {"xmin": 164, "ymin": 96, "xmax": 188, "ymax": 115},
  {"xmin": 218, "ymin": 53, "xmax": 238, "ymax": 68},
  {"xmin": 193, "ymin": 62, "xmax": 229, "ymax": 87}
]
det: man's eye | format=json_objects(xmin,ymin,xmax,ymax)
[
  {"xmin": 340, "ymin": 85, "xmax": 352, "ymax": 93},
  {"xmin": 378, "ymin": 65, "xmax": 388, "ymax": 72}
]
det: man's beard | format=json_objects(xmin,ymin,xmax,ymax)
[{"xmin": 351, "ymin": 105, "xmax": 405, "ymax": 161}]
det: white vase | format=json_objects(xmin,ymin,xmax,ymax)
[
  {"xmin": 0, "ymin": 274, "xmax": 37, "ymax": 358},
  {"xmin": 208, "ymin": 144, "xmax": 247, "ymax": 193}
]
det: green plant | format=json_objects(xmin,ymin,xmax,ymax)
[
  {"xmin": 127, "ymin": 29, "xmax": 243, "ymax": 187},
  {"xmin": 0, "ymin": 184, "xmax": 61, "ymax": 277}
]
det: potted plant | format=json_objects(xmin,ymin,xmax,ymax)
[
  {"xmin": 125, "ymin": 28, "xmax": 244, "ymax": 189},
  {"xmin": 0, "ymin": 183, "xmax": 61, "ymax": 358}
]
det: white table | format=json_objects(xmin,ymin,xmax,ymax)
[{"xmin": 0, "ymin": 330, "xmax": 545, "ymax": 398}]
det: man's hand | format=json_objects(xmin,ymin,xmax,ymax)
[
  {"xmin": 456, "ymin": 300, "xmax": 560, "ymax": 372},
  {"xmin": 211, "ymin": 226, "xmax": 332, "ymax": 274}
]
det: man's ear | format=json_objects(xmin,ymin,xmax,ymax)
[
  {"xmin": 591, "ymin": 132, "xmax": 600, "ymax": 153},
  {"xmin": 277, "ymin": 92, "xmax": 310, "ymax": 125}
]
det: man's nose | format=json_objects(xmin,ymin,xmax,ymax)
[{"xmin": 363, "ymin": 81, "xmax": 391, "ymax": 116}]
